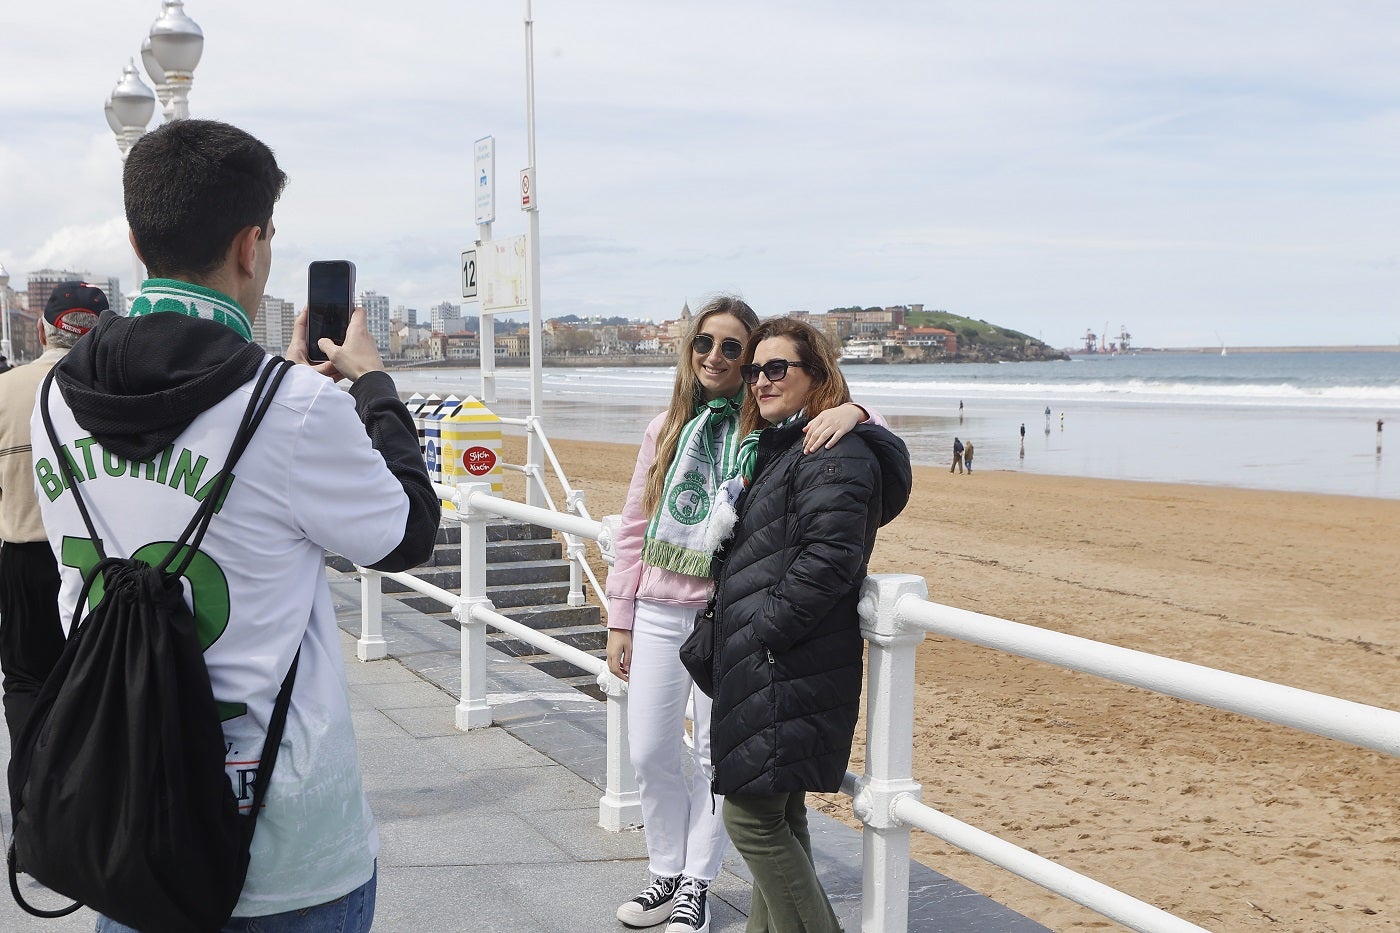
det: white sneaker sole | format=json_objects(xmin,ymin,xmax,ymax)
[{"xmin": 617, "ymin": 899, "xmax": 675, "ymax": 928}]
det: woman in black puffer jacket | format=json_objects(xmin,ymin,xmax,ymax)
[{"xmin": 707, "ymin": 317, "xmax": 911, "ymax": 932}]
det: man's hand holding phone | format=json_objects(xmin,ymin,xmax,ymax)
[{"xmin": 289, "ymin": 307, "xmax": 384, "ymax": 382}]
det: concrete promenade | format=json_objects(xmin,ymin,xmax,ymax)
[{"xmin": 0, "ymin": 569, "xmax": 1048, "ymax": 932}]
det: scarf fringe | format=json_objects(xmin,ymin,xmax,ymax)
[{"xmin": 641, "ymin": 539, "xmax": 716, "ymax": 578}]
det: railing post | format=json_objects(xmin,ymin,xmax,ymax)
[
  {"xmin": 454, "ymin": 483, "xmax": 494, "ymax": 730},
  {"xmin": 854, "ymin": 574, "xmax": 929, "ymax": 933},
  {"xmin": 525, "ymin": 415, "xmax": 546, "ymax": 510},
  {"xmin": 357, "ymin": 568, "xmax": 388, "ymax": 661},
  {"xmin": 565, "ymin": 489, "xmax": 587, "ymax": 607},
  {"xmin": 596, "ymin": 669, "xmax": 642, "ymax": 831}
]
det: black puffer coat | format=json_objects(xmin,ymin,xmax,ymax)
[{"xmin": 709, "ymin": 420, "xmax": 912, "ymax": 796}]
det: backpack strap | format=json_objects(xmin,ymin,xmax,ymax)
[{"xmin": 245, "ymin": 648, "xmax": 300, "ymax": 840}]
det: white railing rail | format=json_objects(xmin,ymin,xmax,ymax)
[
  {"xmin": 356, "ymin": 480, "xmax": 639, "ymax": 832},
  {"xmin": 496, "ymin": 414, "xmax": 605, "ymax": 608},
  {"xmin": 850, "ymin": 573, "xmax": 1400, "ymax": 933},
  {"xmin": 352, "ymin": 499, "xmax": 1400, "ymax": 932}
]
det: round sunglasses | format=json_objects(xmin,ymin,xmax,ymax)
[
  {"xmin": 740, "ymin": 359, "xmax": 808, "ymax": 385},
  {"xmin": 691, "ymin": 334, "xmax": 745, "ymax": 360}
]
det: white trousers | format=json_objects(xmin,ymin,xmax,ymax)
[{"xmin": 628, "ymin": 599, "xmax": 729, "ymax": 881}]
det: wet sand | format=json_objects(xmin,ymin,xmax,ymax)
[{"xmin": 499, "ymin": 434, "xmax": 1400, "ymax": 931}]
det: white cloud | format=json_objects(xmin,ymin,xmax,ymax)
[{"xmin": 1, "ymin": 1, "xmax": 1398, "ymax": 346}]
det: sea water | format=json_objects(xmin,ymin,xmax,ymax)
[{"xmin": 391, "ymin": 351, "xmax": 1400, "ymax": 500}]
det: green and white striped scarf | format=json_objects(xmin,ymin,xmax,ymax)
[
  {"xmin": 641, "ymin": 392, "xmax": 744, "ymax": 576},
  {"xmin": 733, "ymin": 409, "xmax": 806, "ymax": 484},
  {"xmin": 128, "ymin": 278, "xmax": 254, "ymax": 342}
]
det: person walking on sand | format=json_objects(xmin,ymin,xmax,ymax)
[
  {"xmin": 606, "ymin": 296, "xmax": 883, "ymax": 933},
  {"xmin": 964, "ymin": 441, "xmax": 974, "ymax": 473},
  {"xmin": 687, "ymin": 317, "xmax": 911, "ymax": 933},
  {"xmin": 951, "ymin": 436, "xmax": 965, "ymax": 473}
]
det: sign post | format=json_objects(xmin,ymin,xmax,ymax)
[{"xmin": 472, "ymin": 136, "xmax": 496, "ymax": 400}]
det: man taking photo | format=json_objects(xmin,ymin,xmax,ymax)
[{"xmin": 31, "ymin": 118, "xmax": 439, "ymax": 931}]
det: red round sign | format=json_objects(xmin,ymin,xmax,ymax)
[{"xmin": 463, "ymin": 446, "xmax": 498, "ymax": 476}]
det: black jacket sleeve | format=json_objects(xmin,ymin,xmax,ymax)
[{"xmin": 348, "ymin": 371, "xmax": 440, "ymax": 572}]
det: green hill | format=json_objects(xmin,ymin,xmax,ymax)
[{"xmin": 830, "ymin": 307, "xmax": 1066, "ymax": 362}]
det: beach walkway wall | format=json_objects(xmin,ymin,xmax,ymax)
[{"xmin": 352, "ymin": 481, "xmax": 1400, "ymax": 933}]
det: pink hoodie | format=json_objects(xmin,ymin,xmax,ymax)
[{"xmin": 605, "ymin": 407, "xmax": 886, "ymax": 630}]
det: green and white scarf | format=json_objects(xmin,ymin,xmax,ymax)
[
  {"xmin": 128, "ymin": 278, "xmax": 254, "ymax": 342},
  {"xmin": 642, "ymin": 392, "xmax": 744, "ymax": 576},
  {"xmin": 733, "ymin": 409, "xmax": 806, "ymax": 484}
]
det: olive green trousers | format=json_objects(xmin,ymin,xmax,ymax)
[{"xmin": 722, "ymin": 791, "xmax": 843, "ymax": 933}]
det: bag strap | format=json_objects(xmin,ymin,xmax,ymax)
[{"xmin": 244, "ymin": 648, "xmax": 300, "ymax": 839}]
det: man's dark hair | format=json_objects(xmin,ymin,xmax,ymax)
[{"xmin": 123, "ymin": 119, "xmax": 288, "ymax": 278}]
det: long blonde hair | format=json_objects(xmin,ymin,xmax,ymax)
[
  {"xmin": 738, "ymin": 317, "xmax": 851, "ymax": 438},
  {"xmin": 641, "ymin": 296, "xmax": 760, "ymax": 516}
]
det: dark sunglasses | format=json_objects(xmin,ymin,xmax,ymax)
[
  {"xmin": 691, "ymin": 334, "xmax": 745, "ymax": 360},
  {"xmin": 740, "ymin": 359, "xmax": 807, "ymax": 385}
]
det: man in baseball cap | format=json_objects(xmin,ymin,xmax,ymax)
[
  {"xmin": 42, "ymin": 282, "xmax": 107, "ymax": 339},
  {"xmin": 0, "ymin": 281, "xmax": 107, "ymax": 747}
]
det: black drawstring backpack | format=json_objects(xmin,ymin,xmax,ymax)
[{"xmin": 8, "ymin": 358, "xmax": 299, "ymax": 932}]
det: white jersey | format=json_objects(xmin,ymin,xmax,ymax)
[{"xmin": 31, "ymin": 359, "xmax": 409, "ymax": 916}]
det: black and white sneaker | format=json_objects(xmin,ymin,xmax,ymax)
[
  {"xmin": 618, "ymin": 874, "xmax": 682, "ymax": 928},
  {"xmin": 665, "ymin": 876, "xmax": 710, "ymax": 933}
]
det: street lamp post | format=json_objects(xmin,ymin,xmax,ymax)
[
  {"xmin": 107, "ymin": 59, "xmax": 156, "ymax": 160},
  {"xmin": 101, "ymin": 3, "xmax": 202, "ymax": 308},
  {"xmin": 147, "ymin": 1, "xmax": 203, "ymax": 121},
  {"xmin": 140, "ymin": 37, "xmax": 174, "ymax": 121},
  {"xmin": 0, "ymin": 263, "xmax": 12, "ymax": 361},
  {"xmin": 107, "ymin": 60, "xmax": 156, "ymax": 301}
]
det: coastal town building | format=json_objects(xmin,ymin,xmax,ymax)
[
  {"xmin": 359, "ymin": 290, "xmax": 392, "ymax": 352},
  {"xmin": 253, "ymin": 294, "xmax": 296, "ymax": 355},
  {"xmin": 431, "ymin": 301, "xmax": 461, "ymax": 333}
]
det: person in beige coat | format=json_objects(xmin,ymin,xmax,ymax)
[{"xmin": 0, "ymin": 282, "xmax": 105, "ymax": 744}]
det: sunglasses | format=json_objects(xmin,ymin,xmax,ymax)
[
  {"xmin": 740, "ymin": 359, "xmax": 808, "ymax": 385},
  {"xmin": 691, "ymin": 334, "xmax": 745, "ymax": 360}
]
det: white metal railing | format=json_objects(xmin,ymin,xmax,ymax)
[
  {"xmin": 352, "ymin": 496, "xmax": 1400, "ymax": 932},
  {"xmin": 849, "ymin": 574, "xmax": 1400, "ymax": 933},
  {"xmin": 355, "ymin": 481, "xmax": 639, "ymax": 832},
  {"xmin": 496, "ymin": 414, "xmax": 606, "ymax": 609}
]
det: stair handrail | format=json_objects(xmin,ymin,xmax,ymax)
[
  {"xmin": 355, "ymin": 480, "xmax": 639, "ymax": 833},
  {"xmin": 494, "ymin": 414, "xmax": 606, "ymax": 609}
]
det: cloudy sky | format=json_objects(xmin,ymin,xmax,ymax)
[{"xmin": 3, "ymin": 1, "xmax": 1398, "ymax": 348}]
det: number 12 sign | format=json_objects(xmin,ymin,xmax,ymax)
[{"xmin": 461, "ymin": 249, "xmax": 478, "ymax": 300}]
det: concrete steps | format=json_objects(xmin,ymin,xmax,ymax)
[{"xmin": 328, "ymin": 517, "xmax": 606, "ymax": 695}]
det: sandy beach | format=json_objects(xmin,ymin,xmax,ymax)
[{"xmin": 499, "ymin": 433, "xmax": 1400, "ymax": 932}]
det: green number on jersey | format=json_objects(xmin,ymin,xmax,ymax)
[{"xmin": 60, "ymin": 536, "xmax": 244, "ymax": 721}]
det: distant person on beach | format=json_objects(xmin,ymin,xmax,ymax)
[
  {"xmin": 951, "ymin": 436, "xmax": 965, "ymax": 473},
  {"xmin": 0, "ymin": 283, "xmax": 104, "ymax": 748},
  {"xmin": 964, "ymin": 441, "xmax": 974, "ymax": 472},
  {"xmin": 31, "ymin": 119, "xmax": 439, "ymax": 931},
  {"xmin": 696, "ymin": 317, "xmax": 910, "ymax": 933},
  {"xmin": 1021, "ymin": 422, "xmax": 1027, "ymax": 440},
  {"xmin": 606, "ymin": 297, "xmax": 883, "ymax": 933}
]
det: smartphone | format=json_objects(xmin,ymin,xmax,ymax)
[{"xmin": 306, "ymin": 260, "xmax": 356, "ymax": 363}]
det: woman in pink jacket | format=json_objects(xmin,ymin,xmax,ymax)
[{"xmin": 606, "ymin": 296, "xmax": 879, "ymax": 933}]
